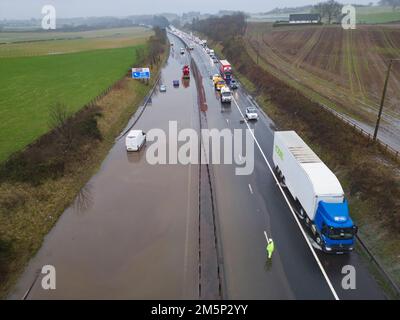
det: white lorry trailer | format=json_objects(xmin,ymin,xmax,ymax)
[{"xmin": 272, "ymin": 131, "xmax": 357, "ymax": 253}]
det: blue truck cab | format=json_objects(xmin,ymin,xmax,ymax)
[
  {"xmin": 314, "ymin": 200, "xmax": 358, "ymax": 253},
  {"xmin": 273, "ymin": 131, "xmax": 358, "ymax": 255}
]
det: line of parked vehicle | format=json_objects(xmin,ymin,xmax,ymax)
[
  {"xmin": 127, "ymin": 28, "xmax": 359, "ymax": 255},
  {"xmin": 200, "ymin": 33, "xmax": 358, "ymax": 253},
  {"xmin": 204, "ymin": 46, "xmax": 258, "ymax": 120}
]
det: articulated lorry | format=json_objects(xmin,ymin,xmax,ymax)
[
  {"xmin": 272, "ymin": 131, "xmax": 358, "ymax": 253},
  {"xmin": 219, "ymin": 60, "xmax": 232, "ymax": 85}
]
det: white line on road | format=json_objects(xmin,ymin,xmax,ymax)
[
  {"xmin": 178, "ymin": 29, "xmax": 339, "ymax": 300},
  {"xmin": 232, "ymin": 96, "xmax": 340, "ymax": 301},
  {"xmin": 248, "ymin": 184, "xmax": 254, "ymax": 194},
  {"xmin": 264, "ymin": 231, "xmax": 270, "ymax": 243},
  {"xmin": 226, "ymin": 119, "xmax": 229, "ymax": 124}
]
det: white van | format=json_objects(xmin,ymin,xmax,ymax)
[
  {"xmin": 125, "ymin": 130, "xmax": 146, "ymax": 152},
  {"xmin": 220, "ymin": 86, "xmax": 232, "ymax": 103}
]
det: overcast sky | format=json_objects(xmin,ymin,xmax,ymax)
[{"xmin": 0, "ymin": 0, "xmax": 375, "ymax": 19}]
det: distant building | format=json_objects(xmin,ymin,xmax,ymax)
[{"xmin": 289, "ymin": 14, "xmax": 321, "ymax": 24}]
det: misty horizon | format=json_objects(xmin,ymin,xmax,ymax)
[{"xmin": 0, "ymin": 0, "xmax": 377, "ymax": 20}]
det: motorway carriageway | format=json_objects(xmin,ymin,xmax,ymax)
[
  {"xmin": 9, "ymin": 32, "xmax": 386, "ymax": 300},
  {"xmin": 180, "ymin": 30, "xmax": 386, "ymax": 300}
]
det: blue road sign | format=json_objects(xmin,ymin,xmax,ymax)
[{"xmin": 132, "ymin": 67, "xmax": 150, "ymax": 79}]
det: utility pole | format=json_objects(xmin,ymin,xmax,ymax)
[
  {"xmin": 373, "ymin": 59, "xmax": 395, "ymax": 141},
  {"xmin": 257, "ymin": 49, "xmax": 259, "ymax": 65},
  {"xmin": 253, "ymin": 40, "xmax": 260, "ymax": 65}
]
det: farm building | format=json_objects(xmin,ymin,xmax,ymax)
[{"xmin": 289, "ymin": 14, "xmax": 321, "ymax": 24}]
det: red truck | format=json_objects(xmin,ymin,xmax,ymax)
[
  {"xmin": 219, "ymin": 60, "xmax": 232, "ymax": 84},
  {"xmin": 182, "ymin": 65, "xmax": 190, "ymax": 79}
]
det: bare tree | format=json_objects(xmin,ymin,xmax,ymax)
[
  {"xmin": 314, "ymin": 2, "xmax": 327, "ymax": 18},
  {"xmin": 314, "ymin": 0, "xmax": 342, "ymax": 24}
]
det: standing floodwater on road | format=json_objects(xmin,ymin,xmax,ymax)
[{"xmin": 9, "ymin": 34, "xmax": 200, "ymax": 299}]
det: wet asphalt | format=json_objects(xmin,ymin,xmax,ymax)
[{"xmin": 185, "ymin": 32, "xmax": 386, "ymax": 300}]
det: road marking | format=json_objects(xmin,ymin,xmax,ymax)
[
  {"xmin": 226, "ymin": 119, "xmax": 229, "ymax": 124},
  {"xmin": 177, "ymin": 29, "xmax": 338, "ymax": 300},
  {"xmin": 232, "ymin": 96, "xmax": 340, "ymax": 301},
  {"xmin": 264, "ymin": 231, "xmax": 270, "ymax": 242},
  {"xmin": 248, "ymin": 183, "xmax": 254, "ymax": 194}
]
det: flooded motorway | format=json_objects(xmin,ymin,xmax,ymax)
[
  {"xmin": 9, "ymin": 35, "xmax": 200, "ymax": 299},
  {"xmin": 9, "ymin": 31, "xmax": 387, "ymax": 301}
]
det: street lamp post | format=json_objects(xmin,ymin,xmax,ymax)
[{"xmin": 373, "ymin": 59, "xmax": 400, "ymax": 141}]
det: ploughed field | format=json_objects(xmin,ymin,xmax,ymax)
[
  {"xmin": 0, "ymin": 27, "xmax": 150, "ymax": 162},
  {"xmin": 245, "ymin": 23, "xmax": 400, "ymax": 139}
]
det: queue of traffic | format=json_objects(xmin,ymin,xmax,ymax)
[
  {"xmin": 130, "ymin": 28, "xmax": 358, "ymax": 255},
  {"xmin": 197, "ymin": 34, "xmax": 359, "ymax": 253}
]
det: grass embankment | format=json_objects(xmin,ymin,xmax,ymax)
[
  {"xmin": 0, "ymin": 30, "xmax": 168, "ymax": 298},
  {"xmin": 219, "ymin": 37, "xmax": 400, "ymax": 294}
]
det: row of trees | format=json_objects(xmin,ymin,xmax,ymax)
[
  {"xmin": 313, "ymin": 0, "xmax": 400, "ymax": 24},
  {"xmin": 190, "ymin": 13, "xmax": 247, "ymax": 42},
  {"xmin": 313, "ymin": 0, "xmax": 342, "ymax": 24},
  {"xmin": 147, "ymin": 26, "xmax": 168, "ymax": 65},
  {"xmin": 379, "ymin": 0, "xmax": 400, "ymax": 10}
]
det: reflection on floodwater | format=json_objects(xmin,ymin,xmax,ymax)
[
  {"xmin": 73, "ymin": 183, "xmax": 93, "ymax": 214},
  {"xmin": 126, "ymin": 147, "xmax": 145, "ymax": 164}
]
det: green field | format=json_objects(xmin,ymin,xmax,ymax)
[
  {"xmin": 249, "ymin": 6, "xmax": 400, "ymax": 25},
  {"xmin": 0, "ymin": 26, "xmax": 151, "ymax": 162},
  {"xmin": 0, "ymin": 26, "xmax": 152, "ymax": 44},
  {"xmin": 0, "ymin": 45, "xmax": 145, "ymax": 162},
  {"xmin": 0, "ymin": 27, "xmax": 152, "ymax": 57},
  {"xmin": 358, "ymin": 11, "xmax": 400, "ymax": 24},
  {"xmin": 0, "ymin": 35, "xmax": 150, "ymax": 58}
]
